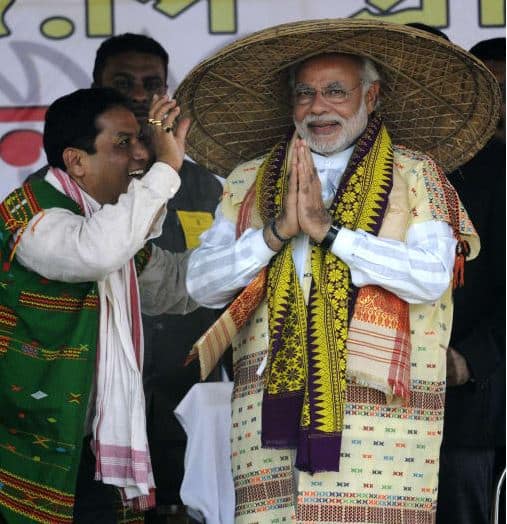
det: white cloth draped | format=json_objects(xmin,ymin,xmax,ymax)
[
  {"xmin": 175, "ymin": 382, "xmax": 235, "ymax": 524},
  {"xmin": 50, "ymin": 168, "xmax": 155, "ymax": 509}
]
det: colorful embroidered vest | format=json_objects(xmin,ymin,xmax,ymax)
[{"xmin": 0, "ymin": 180, "xmax": 150, "ymax": 523}]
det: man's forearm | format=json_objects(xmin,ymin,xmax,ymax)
[
  {"xmin": 16, "ymin": 163, "xmax": 180, "ymax": 282},
  {"xmin": 331, "ymin": 220, "xmax": 457, "ymax": 303},
  {"xmin": 186, "ymin": 210, "xmax": 274, "ymax": 308},
  {"xmin": 139, "ymin": 246, "xmax": 199, "ymax": 315}
]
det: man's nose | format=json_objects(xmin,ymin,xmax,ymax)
[
  {"xmin": 132, "ymin": 139, "xmax": 149, "ymax": 164},
  {"xmin": 309, "ymin": 91, "xmax": 330, "ymax": 114},
  {"xmin": 130, "ymin": 82, "xmax": 148, "ymax": 103}
]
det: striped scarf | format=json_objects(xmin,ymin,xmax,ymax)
[
  {"xmin": 259, "ymin": 115, "xmax": 394, "ymax": 473},
  {"xmin": 49, "ymin": 168, "xmax": 155, "ymax": 511}
]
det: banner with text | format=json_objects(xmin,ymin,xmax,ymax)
[{"xmin": 0, "ymin": 0, "xmax": 504, "ymax": 196}]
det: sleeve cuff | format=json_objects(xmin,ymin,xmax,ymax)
[
  {"xmin": 249, "ymin": 227, "xmax": 278, "ymax": 264},
  {"xmin": 330, "ymin": 227, "xmax": 357, "ymax": 262},
  {"xmin": 140, "ymin": 161, "xmax": 181, "ymax": 199}
]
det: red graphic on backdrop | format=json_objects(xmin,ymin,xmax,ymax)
[
  {"xmin": 0, "ymin": 130, "xmax": 43, "ymax": 166},
  {"xmin": 0, "ymin": 106, "xmax": 47, "ymax": 168}
]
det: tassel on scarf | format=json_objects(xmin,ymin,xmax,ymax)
[{"xmin": 453, "ymin": 238, "xmax": 470, "ymax": 289}]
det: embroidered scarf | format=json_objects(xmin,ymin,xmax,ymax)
[
  {"xmin": 49, "ymin": 168, "xmax": 155, "ymax": 511},
  {"xmin": 259, "ymin": 115, "xmax": 393, "ymax": 473}
]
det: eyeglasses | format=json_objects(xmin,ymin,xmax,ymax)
[{"xmin": 293, "ymin": 81, "xmax": 363, "ymax": 106}]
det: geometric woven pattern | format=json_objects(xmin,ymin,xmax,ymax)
[{"xmin": 175, "ymin": 19, "xmax": 501, "ymax": 177}]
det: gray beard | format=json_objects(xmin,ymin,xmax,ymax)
[{"xmin": 294, "ymin": 101, "xmax": 369, "ymax": 155}]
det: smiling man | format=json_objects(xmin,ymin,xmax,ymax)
[
  {"xmin": 92, "ymin": 35, "xmax": 224, "ymax": 521},
  {"xmin": 181, "ymin": 18, "xmax": 496, "ymax": 521},
  {"xmin": 0, "ymin": 87, "xmax": 198, "ymax": 523},
  {"xmin": 292, "ymin": 54, "xmax": 378, "ymax": 155}
]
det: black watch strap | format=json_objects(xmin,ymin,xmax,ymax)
[{"xmin": 319, "ymin": 223, "xmax": 341, "ymax": 250}]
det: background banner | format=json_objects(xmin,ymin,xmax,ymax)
[{"xmin": 0, "ymin": 0, "xmax": 504, "ymax": 196}]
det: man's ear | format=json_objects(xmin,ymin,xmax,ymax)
[
  {"xmin": 365, "ymin": 81, "xmax": 380, "ymax": 115},
  {"xmin": 62, "ymin": 147, "xmax": 87, "ymax": 179}
]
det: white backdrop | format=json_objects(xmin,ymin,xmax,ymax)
[{"xmin": 0, "ymin": 0, "xmax": 504, "ymax": 197}]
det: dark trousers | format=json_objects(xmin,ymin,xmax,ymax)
[
  {"xmin": 73, "ymin": 436, "xmax": 118, "ymax": 523},
  {"xmin": 437, "ymin": 446, "xmax": 495, "ymax": 524}
]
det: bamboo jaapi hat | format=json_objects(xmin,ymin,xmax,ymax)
[{"xmin": 175, "ymin": 19, "xmax": 501, "ymax": 177}]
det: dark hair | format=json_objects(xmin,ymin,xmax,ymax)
[
  {"xmin": 43, "ymin": 87, "xmax": 130, "ymax": 170},
  {"xmin": 406, "ymin": 23, "xmax": 450, "ymax": 41},
  {"xmin": 469, "ymin": 38, "xmax": 505, "ymax": 61},
  {"xmin": 92, "ymin": 33, "xmax": 169, "ymax": 85}
]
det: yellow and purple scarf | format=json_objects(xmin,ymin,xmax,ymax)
[{"xmin": 259, "ymin": 115, "xmax": 393, "ymax": 473}]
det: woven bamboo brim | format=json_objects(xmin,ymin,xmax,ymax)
[{"xmin": 175, "ymin": 19, "xmax": 501, "ymax": 177}]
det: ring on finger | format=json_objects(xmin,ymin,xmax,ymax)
[
  {"xmin": 148, "ymin": 118, "xmax": 163, "ymax": 126},
  {"xmin": 164, "ymin": 123, "xmax": 173, "ymax": 133}
]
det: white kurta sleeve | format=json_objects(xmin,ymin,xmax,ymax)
[
  {"xmin": 186, "ymin": 204, "xmax": 275, "ymax": 308},
  {"xmin": 15, "ymin": 162, "xmax": 181, "ymax": 283},
  {"xmin": 331, "ymin": 220, "xmax": 456, "ymax": 303},
  {"xmin": 188, "ymin": 214, "xmax": 456, "ymax": 307}
]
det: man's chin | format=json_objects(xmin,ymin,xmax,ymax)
[
  {"xmin": 307, "ymin": 134, "xmax": 349, "ymax": 155},
  {"xmin": 134, "ymin": 113, "xmax": 148, "ymax": 123},
  {"xmin": 129, "ymin": 105, "xmax": 149, "ymax": 121}
]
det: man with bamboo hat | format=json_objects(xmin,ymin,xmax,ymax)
[{"xmin": 181, "ymin": 20, "xmax": 500, "ymax": 523}]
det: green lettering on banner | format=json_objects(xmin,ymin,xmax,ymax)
[
  {"xmin": 0, "ymin": 0, "xmax": 14, "ymax": 37},
  {"xmin": 86, "ymin": 0, "xmax": 113, "ymax": 37},
  {"xmin": 150, "ymin": 0, "xmax": 199, "ymax": 17},
  {"xmin": 41, "ymin": 17, "xmax": 75, "ymax": 39},
  {"xmin": 209, "ymin": 0, "xmax": 236, "ymax": 33},
  {"xmin": 365, "ymin": 0, "xmax": 400, "ymax": 9},
  {"xmin": 480, "ymin": 0, "xmax": 505, "ymax": 26},
  {"xmin": 351, "ymin": 0, "xmax": 449, "ymax": 28},
  {"xmin": 143, "ymin": 0, "xmax": 237, "ymax": 33}
]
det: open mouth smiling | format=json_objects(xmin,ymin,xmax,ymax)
[{"xmin": 308, "ymin": 120, "xmax": 342, "ymax": 135}]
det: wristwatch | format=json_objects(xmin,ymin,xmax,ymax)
[{"xmin": 319, "ymin": 223, "xmax": 342, "ymax": 250}]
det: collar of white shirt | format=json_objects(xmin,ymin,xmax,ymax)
[{"xmin": 311, "ymin": 146, "xmax": 354, "ymax": 204}]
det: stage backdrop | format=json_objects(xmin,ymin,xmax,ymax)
[{"xmin": 0, "ymin": 0, "xmax": 504, "ymax": 196}]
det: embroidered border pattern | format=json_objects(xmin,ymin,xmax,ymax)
[
  {"xmin": 297, "ymin": 493, "xmax": 434, "ymax": 523},
  {"xmin": 0, "ymin": 185, "xmax": 42, "ymax": 231},
  {"xmin": 0, "ymin": 467, "xmax": 74, "ymax": 523},
  {"xmin": 0, "ymin": 330, "xmax": 90, "ymax": 361},
  {"xmin": 19, "ymin": 292, "xmax": 99, "ymax": 312},
  {"xmin": 234, "ymin": 465, "xmax": 295, "ymax": 517},
  {"xmin": 0, "ymin": 305, "xmax": 17, "ymax": 330}
]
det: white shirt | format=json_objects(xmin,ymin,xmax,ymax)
[
  {"xmin": 186, "ymin": 151, "xmax": 457, "ymax": 307},
  {"xmin": 15, "ymin": 162, "xmax": 197, "ymax": 316}
]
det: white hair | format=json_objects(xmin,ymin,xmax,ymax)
[{"xmin": 360, "ymin": 57, "xmax": 381, "ymax": 109}]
